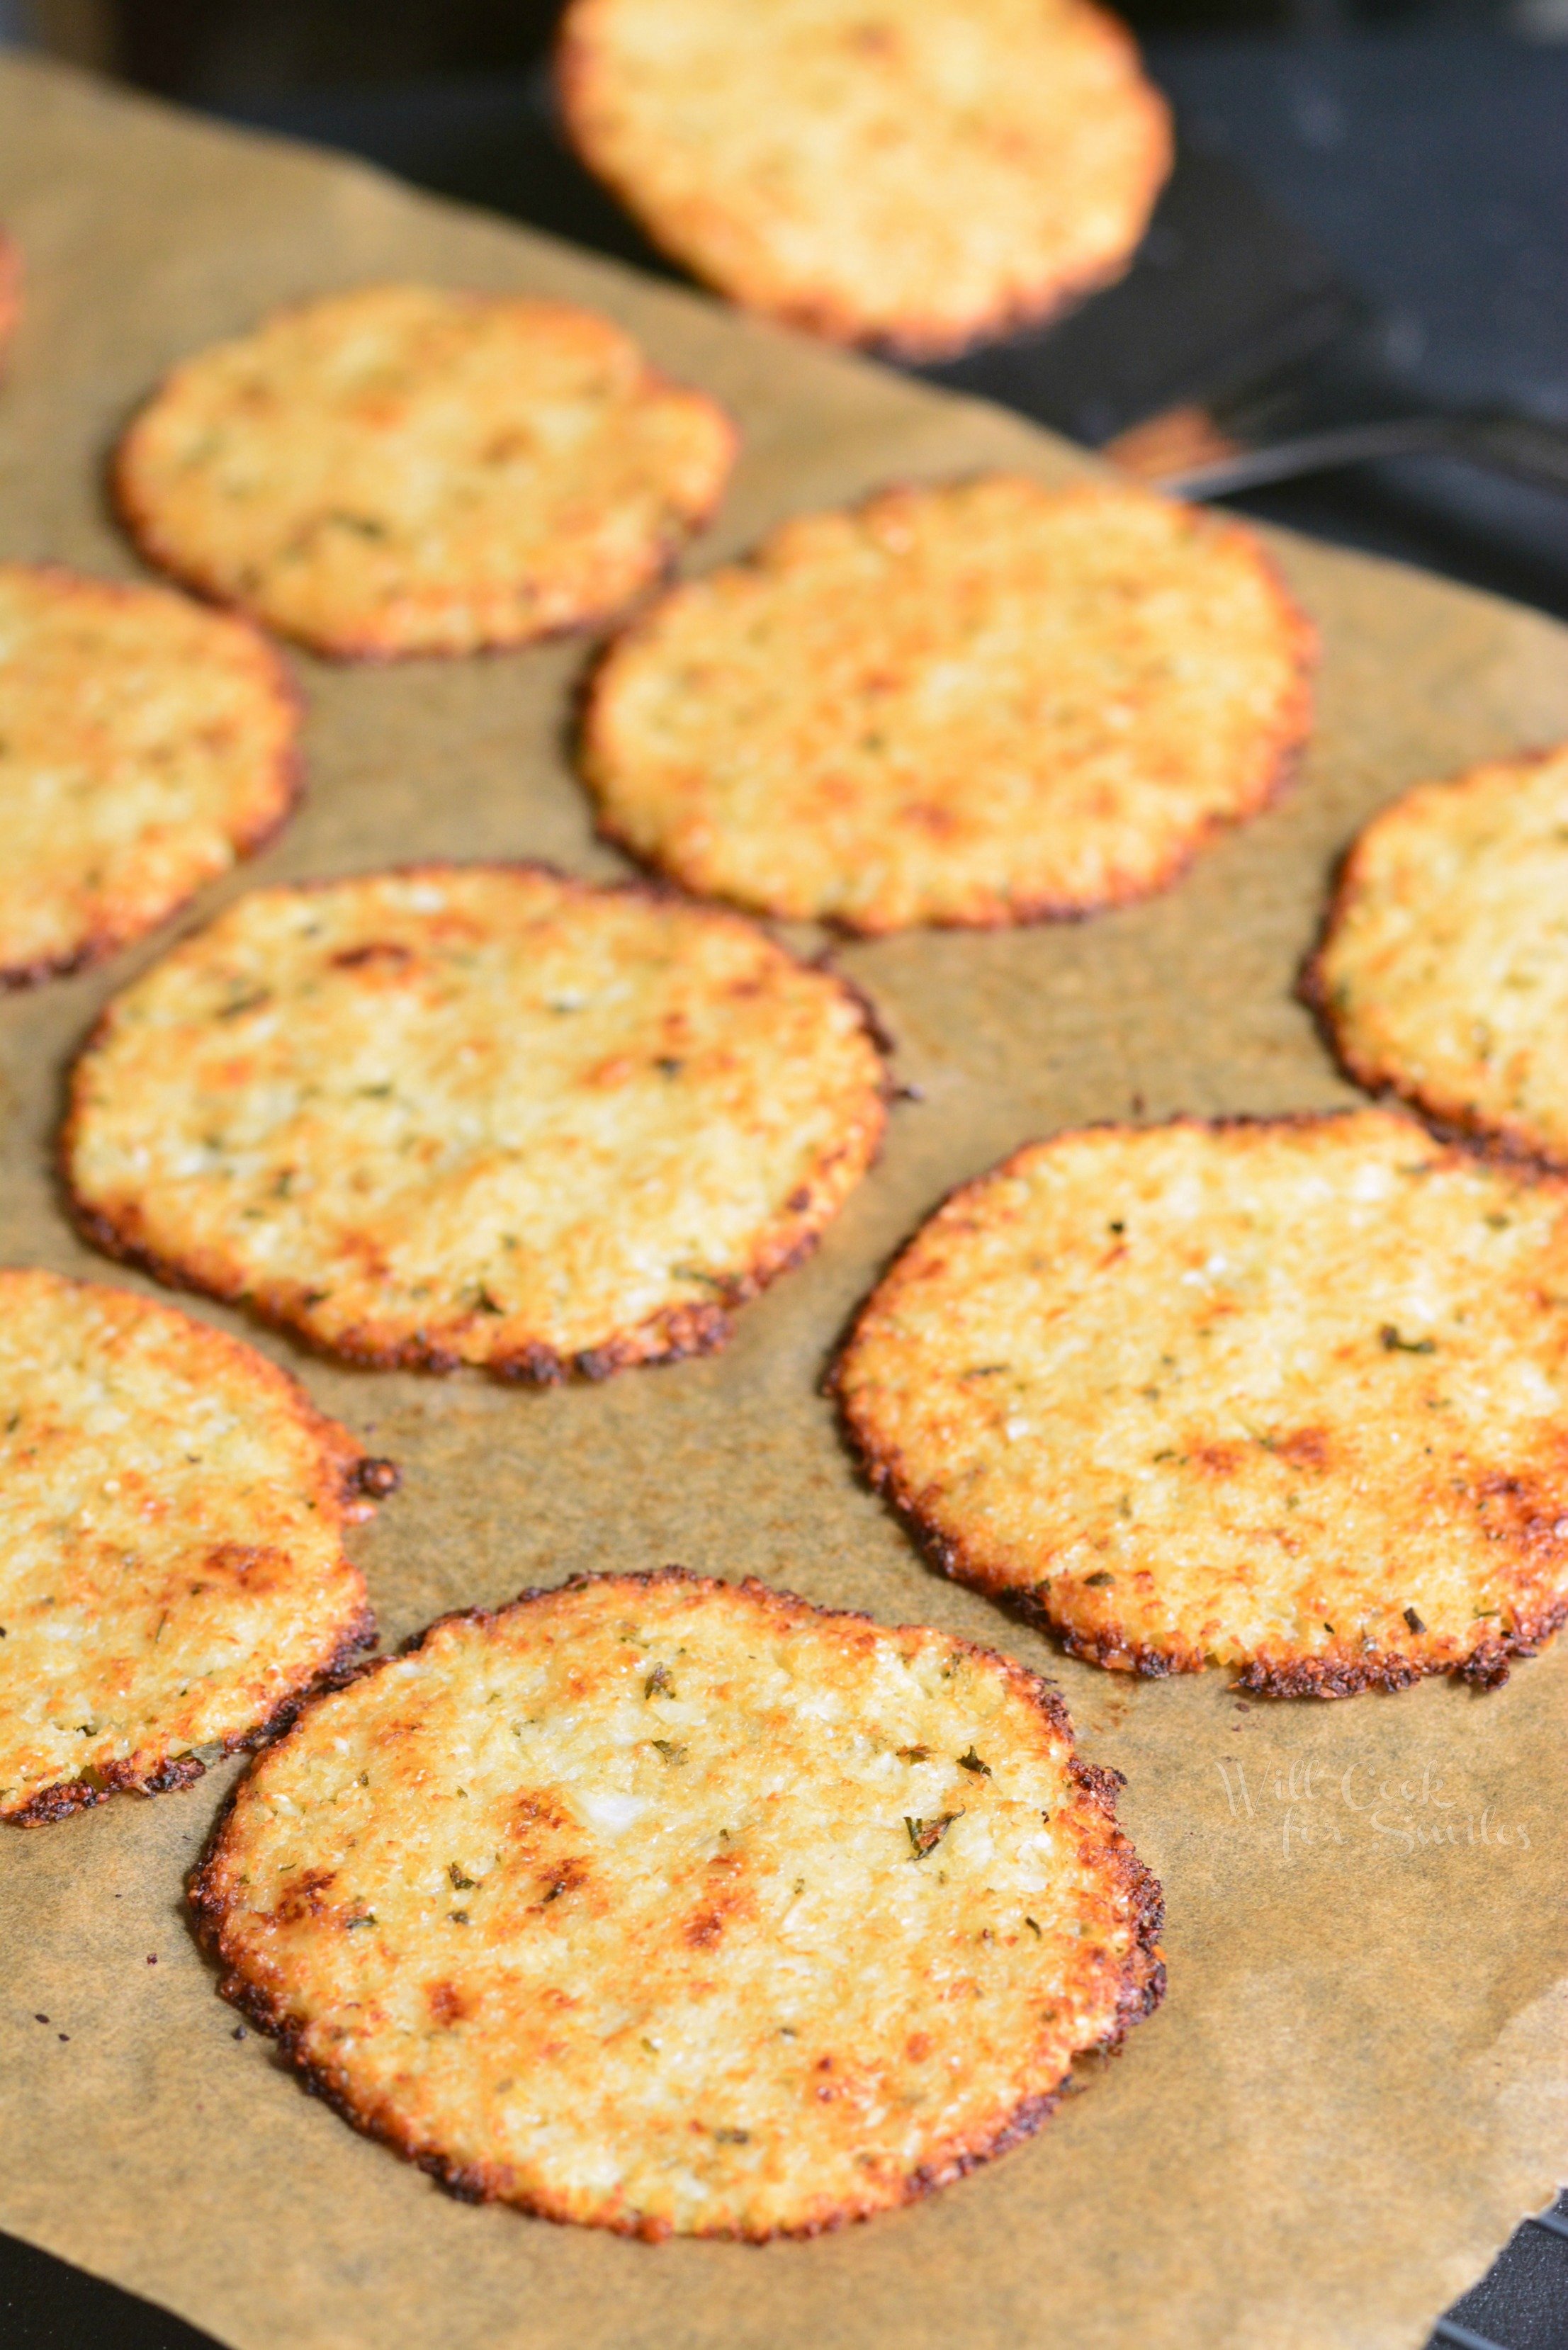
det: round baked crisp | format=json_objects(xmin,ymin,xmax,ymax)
[
  {"xmin": 1309, "ymin": 744, "xmax": 1568, "ymax": 1170},
  {"xmin": 558, "ymin": 0, "xmax": 1173, "ymax": 356},
  {"xmin": 0, "ymin": 564, "xmax": 298, "ymax": 988},
  {"xmin": 837, "ymin": 1109, "xmax": 1568, "ymax": 1695},
  {"xmin": 582, "ymin": 478, "xmax": 1315, "ymax": 933},
  {"xmin": 190, "ymin": 1568, "xmax": 1163, "ymax": 2237},
  {"xmin": 64, "ymin": 864, "xmax": 887, "ymax": 1378},
  {"xmin": 0, "ymin": 1268, "xmax": 390, "ymax": 1826},
  {"xmin": 114, "ymin": 284, "xmax": 737, "ymax": 659}
]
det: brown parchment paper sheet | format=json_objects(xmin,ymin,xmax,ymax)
[{"xmin": 1, "ymin": 52, "xmax": 1567, "ymax": 2350}]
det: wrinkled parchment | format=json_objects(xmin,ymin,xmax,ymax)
[{"xmin": 1, "ymin": 54, "xmax": 1567, "ymax": 2350}]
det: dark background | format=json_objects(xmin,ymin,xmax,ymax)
[
  {"xmin": 10, "ymin": 0, "xmax": 1568, "ymax": 633},
  {"xmin": 6, "ymin": 0, "xmax": 1560, "ymax": 96}
]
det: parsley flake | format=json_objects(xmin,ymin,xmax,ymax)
[{"xmin": 905, "ymin": 1812, "xmax": 962, "ymax": 1861}]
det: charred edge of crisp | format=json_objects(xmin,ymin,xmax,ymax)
[
  {"xmin": 2, "ymin": 934, "xmax": 114, "ymax": 992},
  {"xmin": 580, "ymin": 525, "xmax": 1314, "ymax": 935},
  {"xmin": 1308, "ymin": 1061, "xmax": 1568, "ymax": 1185},
  {"xmin": 57, "ymin": 1207, "xmax": 750, "ymax": 1382},
  {"xmin": 113, "ymin": 387, "xmax": 735, "ymax": 667},
  {"xmin": 820, "ymin": 648, "xmax": 1314, "ymax": 939},
  {"xmin": 838, "ymin": 1435, "xmax": 1209, "ymax": 1685},
  {"xmin": 988, "ymin": 1561, "xmax": 1562, "ymax": 1696},
  {"xmin": 350, "ymin": 1454, "xmax": 400, "ymax": 1501},
  {"xmin": 553, "ymin": 9, "xmax": 1173, "ymax": 366},
  {"xmin": 1067, "ymin": 1760, "xmax": 1168, "ymax": 2043},
  {"xmin": 1234, "ymin": 1600, "xmax": 1568, "ymax": 1698},
  {"xmin": 62, "ymin": 1187, "xmax": 744, "ymax": 1389},
  {"xmin": 6, "ymin": 1603, "xmax": 376, "ymax": 1830},
  {"xmin": 11, "ymin": 1270, "xmax": 400, "ymax": 1542},
  {"xmin": 1052, "ymin": 1610, "xmax": 1203, "ymax": 1678},
  {"xmin": 806, "ymin": 954, "xmax": 899, "ymax": 1066},
  {"xmin": 1301, "ymin": 916, "xmax": 1568, "ymax": 1182},
  {"xmin": 843, "ymin": 1413, "xmax": 1568, "ymax": 1696},
  {"xmin": 831, "ymin": 1110, "xmax": 1568, "ymax": 1690},
  {"xmin": 178, "ymin": 1948, "xmax": 1122, "ymax": 2241},
  {"xmin": 62, "ymin": 871, "xmax": 886, "ymax": 1383},
  {"xmin": 575, "ymin": 652, "xmax": 899, "ymax": 1075},
  {"xmin": 1, "ymin": 557, "xmax": 310, "ymax": 788},
  {"xmin": 1297, "ymin": 754, "xmax": 1568, "ymax": 1178},
  {"xmin": 188, "ymin": 1570, "xmax": 1153, "ymax": 2242},
  {"xmin": 192, "ymin": 1893, "xmax": 1161, "ymax": 2244},
  {"xmin": 816, "ymin": 583, "xmax": 1314, "ymax": 938}
]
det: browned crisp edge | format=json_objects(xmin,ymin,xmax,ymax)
[
  {"xmin": 0, "ymin": 563, "xmax": 305, "ymax": 991},
  {"xmin": 109, "ymin": 291, "xmax": 740, "ymax": 664},
  {"xmin": 1299, "ymin": 742, "xmax": 1568, "ymax": 1177},
  {"xmin": 186, "ymin": 1564, "xmax": 1164, "ymax": 2241},
  {"xmin": 578, "ymin": 480, "xmax": 1319, "ymax": 935},
  {"xmin": 2, "ymin": 1272, "xmax": 395, "ymax": 1826},
  {"xmin": 553, "ymin": 1, "xmax": 1174, "ymax": 363},
  {"xmin": 830, "ymin": 1106, "xmax": 1568, "ymax": 1698},
  {"xmin": 60, "ymin": 859, "xmax": 891, "ymax": 1382}
]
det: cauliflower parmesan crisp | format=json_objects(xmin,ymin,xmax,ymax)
[
  {"xmin": 64, "ymin": 865, "xmax": 887, "ymax": 1378},
  {"xmin": 0, "ymin": 1270, "xmax": 390, "ymax": 1826},
  {"xmin": 558, "ymin": 0, "xmax": 1172, "ymax": 356},
  {"xmin": 0, "ymin": 565, "xmax": 298, "ymax": 988},
  {"xmin": 1309, "ymin": 744, "xmax": 1568, "ymax": 1170},
  {"xmin": 191, "ymin": 1569, "xmax": 1163, "ymax": 2238},
  {"xmin": 582, "ymin": 478, "xmax": 1315, "ymax": 933},
  {"xmin": 837, "ymin": 1110, "xmax": 1568, "ymax": 1695},
  {"xmin": 115, "ymin": 284, "xmax": 737, "ymax": 658}
]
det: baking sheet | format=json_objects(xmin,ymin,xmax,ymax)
[{"xmin": 2, "ymin": 52, "xmax": 1567, "ymax": 2350}]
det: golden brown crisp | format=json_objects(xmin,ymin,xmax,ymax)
[
  {"xmin": 582, "ymin": 478, "xmax": 1315, "ymax": 933},
  {"xmin": 191, "ymin": 1568, "xmax": 1163, "ymax": 2238},
  {"xmin": 64, "ymin": 864, "xmax": 887, "ymax": 1378},
  {"xmin": 115, "ymin": 283, "xmax": 737, "ymax": 659},
  {"xmin": 837, "ymin": 1109, "xmax": 1568, "ymax": 1695},
  {"xmin": 0, "ymin": 1268, "xmax": 390, "ymax": 1826},
  {"xmin": 0, "ymin": 564, "xmax": 298, "ymax": 988},
  {"xmin": 558, "ymin": 0, "xmax": 1173, "ymax": 356},
  {"xmin": 1309, "ymin": 744, "xmax": 1568, "ymax": 1170}
]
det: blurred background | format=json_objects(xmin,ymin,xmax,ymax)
[
  {"xmin": 1, "ymin": 0, "xmax": 1563, "ymax": 97},
  {"xmin": 1, "ymin": 0, "xmax": 1562, "ymax": 631}
]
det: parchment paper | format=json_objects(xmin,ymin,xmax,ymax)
[{"xmin": 2, "ymin": 52, "xmax": 1567, "ymax": 2350}]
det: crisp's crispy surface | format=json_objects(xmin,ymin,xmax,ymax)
[
  {"xmin": 1311, "ymin": 745, "xmax": 1568, "ymax": 1171},
  {"xmin": 191, "ymin": 1569, "xmax": 1162, "ymax": 2239},
  {"xmin": 837, "ymin": 1110, "xmax": 1568, "ymax": 1695},
  {"xmin": 582, "ymin": 478, "xmax": 1315, "ymax": 934},
  {"xmin": 558, "ymin": 0, "xmax": 1171, "ymax": 356},
  {"xmin": 0, "ymin": 565, "xmax": 298, "ymax": 986},
  {"xmin": 0, "ymin": 1269, "xmax": 384, "ymax": 1826},
  {"xmin": 64, "ymin": 865, "xmax": 886, "ymax": 1377},
  {"xmin": 115, "ymin": 284, "xmax": 737, "ymax": 658}
]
